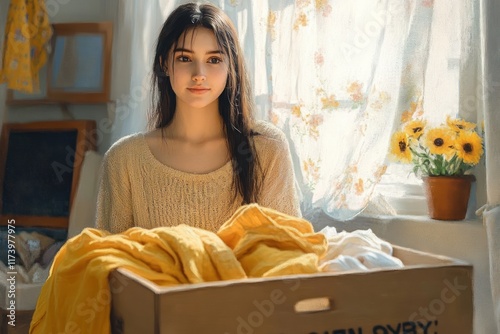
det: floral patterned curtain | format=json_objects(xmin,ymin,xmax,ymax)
[
  {"xmin": 229, "ymin": 0, "xmax": 435, "ymax": 220},
  {"xmin": 110, "ymin": 0, "xmax": 466, "ymax": 221}
]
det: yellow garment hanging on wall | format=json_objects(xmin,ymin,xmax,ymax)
[{"xmin": 0, "ymin": 0, "xmax": 52, "ymax": 93}]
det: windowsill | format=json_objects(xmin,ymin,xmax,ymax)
[
  {"xmin": 313, "ymin": 211, "xmax": 484, "ymax": 233},
  {"xmin": 355, "ymin": 213, "xmax": 482, "ymax": 226}
]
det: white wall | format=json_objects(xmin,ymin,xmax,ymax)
[
  {"xmin": 45, "ymin": 0, "xmax": 113, "ymax": 23},
  {"xmin": 313, "ymin": 214, "xmax": 495, "ymax": 334},
  {"xmin": 0, "ymin": 0, "xmax": 117, "ymax": 154}
]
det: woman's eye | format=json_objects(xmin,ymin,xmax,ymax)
[
  {"xmin": 208, "ymin": 57, "xmax": 222, "ymax": 64},
  {"xmin": 176, "ymin": 55, "xmax": 190, "ymax": 62}
]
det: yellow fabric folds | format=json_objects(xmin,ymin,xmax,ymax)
[
  {"xmin": 0, "ymin": 0, "xmax": 52, "ymax": 93},
  {"xmin": 29, "ymin": 225, "xmax": 246, "ymax": 334},
  {"xmin": 218, "ymin": 204, "xmax": 327, "ymax": 277},
  {"xmin": 29, "ymin": 204, "xmax": 327, "ymax": 333}
]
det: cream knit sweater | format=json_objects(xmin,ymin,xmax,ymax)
[{"xmin": 95, "ymin": 121, "xmax": 301, "ymax": 233}]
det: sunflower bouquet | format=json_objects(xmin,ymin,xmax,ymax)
[{"xmin": 389, "ymin": 116, "xmax": 484, "ymax": 177}]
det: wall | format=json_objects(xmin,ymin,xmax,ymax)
[
  {"xmin": 0, "ymin": 0, "xmax": 117, "ymax": 154},
  {"xmin": 314, "ymin": 213, "xmax": 495, "ymax": 334}
]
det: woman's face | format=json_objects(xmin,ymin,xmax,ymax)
[{"xmin": 167, "ymin": 27, "xmax": 229, "ymax": 112}]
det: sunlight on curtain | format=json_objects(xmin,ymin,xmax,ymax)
[
  {"xmin": 264, "ymin": 0, "xmax": 435, "ymax": 220},
  {"xmin": 110, "ymin": 0, "xmax": 475, "ymax": 221}
]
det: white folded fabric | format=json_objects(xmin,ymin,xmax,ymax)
[
  {"xmin": 319, "ymin": 255, "xmax": 368, "ymax": 272},
  {"xmin": 319, "ymin": 227, "xmax": 403, "ymax": 272}
]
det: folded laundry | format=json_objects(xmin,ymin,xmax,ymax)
[{"xmin": 318, "ymin": 226, "xmax": 404, "ymax": 272}]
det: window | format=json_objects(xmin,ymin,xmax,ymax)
[{"xmin": 368, "ymin": 0, "xmax": 483, "ymax": 218}]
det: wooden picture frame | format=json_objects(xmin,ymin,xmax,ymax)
[
  {"xmin": 6, "ymin": 22, "xmax": 113, "ymax": 105},
  {"xmin": 48, "ymin": 22, "xmax": 113, "ymax": 103},
  {"xmin": 0, "ymin": 120, "xmax": 97, "ymax": 228}
]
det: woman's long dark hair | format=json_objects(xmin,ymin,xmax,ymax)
[{"xmin": 150, "ymin": 2, "xmax": 260, "ymax": 204}]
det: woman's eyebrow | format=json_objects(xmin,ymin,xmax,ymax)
[{"xmin": 173, "ymin": 47, "xmax": 223, "ymax": 55}]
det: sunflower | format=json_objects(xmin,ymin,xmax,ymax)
[
  {"xmin": 446, "ymin": 115, "xmax": 476, "ymax": 132},
  {"xmin": 390, "ymin": 131, "xmax": 412, "ymax": 163},
  {"xmin": 455, "ymin": 131, "xmax": 483, "ymax": 165},
  {"xmin": 425, "ymin": 127, "xmax": 455, "ymax": 156},
  {"xmin": 403, "ymin": 119, "xmax": 426, "ymax": 139}
]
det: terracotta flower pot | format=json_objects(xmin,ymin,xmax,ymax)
[{"xmin": 422, "ymin": 175, "xmax": 475, "ymax": 221}]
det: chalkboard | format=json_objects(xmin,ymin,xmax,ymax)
[
  {"xmin": 2, "ymin": 130, "xmax": 77, "ymax": 217},
  {"xmin": 0, "ymin": 120, "xmax": 97, "ymax": 228}
]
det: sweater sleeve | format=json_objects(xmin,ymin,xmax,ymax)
[
  {"xmin": 256, "ymin": 128, "xmax": 302, "ymax": 218},
  {"xmin": 95, "ymin": 144, "xmax": 134, "ymax": 234}
]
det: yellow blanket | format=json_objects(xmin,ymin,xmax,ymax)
[
  {"xmin": 30, "ymin": 204, "xmax": 327, "ymax": 334},
  {"xmin": 218, "ymin": 204, "xmax": 327, "ymax": 277}
]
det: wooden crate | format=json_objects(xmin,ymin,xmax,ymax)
[{"xmin": 110, "ymin": 245, "xmax": 473, "ymax": 334}]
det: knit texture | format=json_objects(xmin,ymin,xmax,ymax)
[{"xmin": 95, "ymin": 121, "xmax": 301, "ymax": 233}]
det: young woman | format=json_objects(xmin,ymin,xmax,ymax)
[{"xmin": 96, "ymin": 2, "xmax": 300, "ymax": 233}]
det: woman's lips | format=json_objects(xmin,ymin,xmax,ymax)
[{"xmin": 188, "ymin": 87, "xmax": 210, "ymax": 94}]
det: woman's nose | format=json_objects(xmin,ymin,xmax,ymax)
[{"xmin": 192, "ymin": 63, "xmax": 206, "ymax": 82}]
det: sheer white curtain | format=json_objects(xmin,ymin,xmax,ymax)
[{"xmin": 267, "ymin": 0, "xmax": 438, "ymax": 221}]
